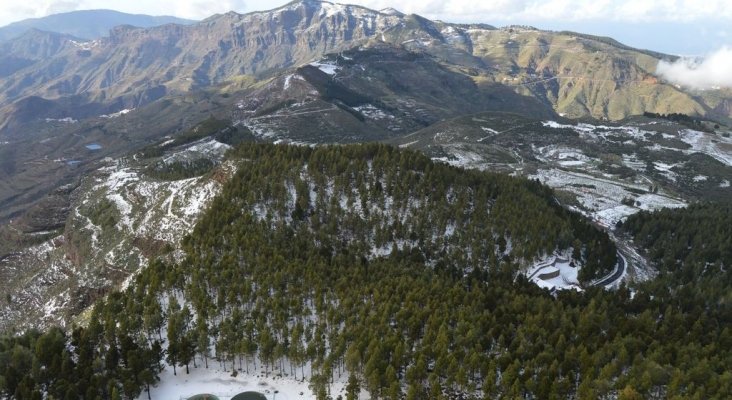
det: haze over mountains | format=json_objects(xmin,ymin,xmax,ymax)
[{"xmin": 0, "ymin": 9, "xmax": 196, "ymax": 43}]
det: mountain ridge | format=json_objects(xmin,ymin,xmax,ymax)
[{"xmin": 0, "ymin": 0, "xmax": 727, "ymax": 134}]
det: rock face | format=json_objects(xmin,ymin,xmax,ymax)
[{"xmin": 0, "ymin": 0, "xmax": 728, "ymax": 126}]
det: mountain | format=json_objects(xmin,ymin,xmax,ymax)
[
  {"xmin": 234, "ymin": 45, "xmax": 556, "ymax": 143},
  {"xmin": 0, "ymin": 9, "xmax": 195, "ymax": 42},
  {"xmin": 0, "ymin": 29, "xmax": 80, "ymax": 78},
  {"xmin": 0, "ymin": 0, "xmax": 729, "ymax": 137},
  {"xmin": 0, "ymin": 41, "xmax": 556, "ymax": 224}
]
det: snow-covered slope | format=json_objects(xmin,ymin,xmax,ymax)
[{"xmin": 0, "ymin": 140, "xmax": 237, "ymax": 331}]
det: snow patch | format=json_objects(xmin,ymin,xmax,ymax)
[
  {"xmin": 432, "ymin": 149, "xmax": 484, "ymax": 168},
  {"xmin": 530, "ymin": 168, "xmax": 686, "ymax": 227},
  {"xmin": 527, "ymin": 255, "xmax": 582, "ymax": 291},
  {"xmin": 138, "ymin": 364, "xmax": 313, "ymax": 400},
  {"xmin": 100, "ymin": 108, "xmax": 134, "ymax": 118},
  {"xmin": 163, "ymin": 139, "xmax": 231, "ymax": 165},
  {"xmin": 653, "ymin": 162, "xmax": 680, "ymax": 182},
  {"xmin": 399, "ymin": 140, "xmax": 419, "ymax": 148},
  {"xmin": 621, "ymin": 153, "xmax": 646, "ymax": 172},
  {"xmin": 679, "ymin": 129, "xmax": 732, "ymax": 166},
  {"xmin": 309, "ymin": 61, "xmax": 339, "ymax": 76},
  {"xmin": 45, "ymin": 117, "xmax": 77, "ymax": 123},
  {"xmin": 542, "ymin": 121, "xmax": 655, "ymax": 142},
  {"xmin": 70, "ymin": 39, "xmax": 100, "ymax": 50},
  {"xmin": 353, "ymin": 104, "xmax": 393, "ymax": 120}
]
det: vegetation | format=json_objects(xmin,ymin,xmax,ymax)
[
  {"xmin": 643, "ymin": 112, "xmax": 713, "ymax": 133},
  {"xmin": 138, "ymin": 118, "xmax": 252, "ymax": 160},
  {"xmin": 145, "ymin": 159, "xmax": 217, "ymax": 181},
  {"xmin": 558, "ymin": 32, "xmax": 676, "ymax": 61},
  {"xmin": 2, "ymin": 145, "xmax": 731, "ymax": 400},
  {"xmin": 0, "ymin": 321, "xmax": 163, "ymax": 400},
  {"xmin": 88, "ymin": 198, "xmax": 120, "ymax": 232},
  {"xmin": 623, "ymin": 202, "xmax": 732, "ymax": 290}
]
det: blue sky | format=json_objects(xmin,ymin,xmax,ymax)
[{"xmin": 1, "ymin": 0, "xmax": 730, "ymax": 55}]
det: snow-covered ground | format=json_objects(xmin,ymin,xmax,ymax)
[
  {"xmin": 1, "ymin": 150, "xmax": 240, "ymax": 329},
  {"xmin": 533, "ymin": 145, "xmax": 596, "ymax": 167},
  {"xmin": 91, "ymin": 159, "xmax": 236, "ymax": 246},
  {"xmin": 530, "ymin": 168, "xmax": 686, "ymax": 227},
  {"xmin": 353, "ymin": 104, "xmax": 394, "ymax": 120},
  {"xmin": 653, "ymin": 162, "xmax": 680, "ymax": 182},
  {"xmin": 100, "ymin": 108, "xmax": 134, "ymax": 118},
  {"xmin": 70, "ymin": 39, "xmax": 100, "ymax": 50},
  {"xmin": 542, "ymin": 120, "xmax": 654, "ymax": 142},
  {"xmin": 527, "ymin": 255, "xmax": 582, "ymax": 291},
  {"xmin": 623, "ymin": 153, "xmax": 646, "ymax": 172},
  {"xmin": 309, "ymin": 61, "xmax": 339, "ymax": 76},
  {"xmin": 139, "ymin": 362, "xmax": 358, "ymax": 400},
  {"xmin": 44, "ymin": 117, "xmax": 77, "ymax": 123},
  {"xmin": 140, "ymin": 365, "xmax": 311, "ymax": 400},
  {"xmin": 679, "ymin": 129, "xmax": 732, "ymax": 166},
  {"xmin": 542, "ymin": 121, "xmax": 732, "ymax": 167},
  {"xmin": 432, "ymin": 148, "xmax": 486, "ymax": 168},
  {"xmin": 163, "ymin": 138, "xmax": 232, "ymax": 165}
]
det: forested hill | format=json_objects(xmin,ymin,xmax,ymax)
[
  {"xmin": 190, "ymin": 143, "xmax": 616, "ymax": 279},
  {"xmin": 2, "ymin": 144, "xmax": 732, "ymax": 399},
  {"xmin": 622, "ymin": 202, "xmax": 732, "ymax": 301}
]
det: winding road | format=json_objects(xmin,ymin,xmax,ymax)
[{"xmin": 593, "ymin": 252, "xmax": 626, "ymax": 287}]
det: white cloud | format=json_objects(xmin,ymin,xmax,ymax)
[
  {"xmin": 172, "ymin": 0, "xmax": 248, "ymax": 19},
  {"xmin": 656, "ymin": 46, "xmax": 732, "ymax": 89}
]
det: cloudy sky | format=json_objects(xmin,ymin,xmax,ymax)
[{"xmin": 1, "ymin": 0, "xmax": 730, "ymax": 55}]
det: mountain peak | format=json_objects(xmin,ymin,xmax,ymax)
[
  {"xmin": 287, "ymin": 0, "xmax": 328, "ymax": 6},
  {"xmin": 279, "ymin": 0, "xmax": 390, "ymax": 15},
  {"xmin": 380, "ymin": 8, "xmax": 405, "ymax": 17}
]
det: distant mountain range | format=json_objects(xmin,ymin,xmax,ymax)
[
  {"xmin": 0, "ymin": 9, "xmax": 196, "ymax": 42},
  {"xmin": 0, "ymin": 0, "xmax": 729, "ymax": 137}
]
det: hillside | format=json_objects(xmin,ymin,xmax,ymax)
[
  {"xmin": 623, "ymin": 202, "xmax": 732, "ymax": 291},
  {"xmin": 1, "ymin": 144, "xmax": 730, "ymax": 400},
  {"xmin": 0, "ymin": 89, "xmax": 237, "ymax": 225},
  {"xmin": 392, "ymin": 112, "xmax": 732, "ymax": 226},
  {"xmin": 0, "ymin": 118, "xmax": 253, "ymax": 330},
  {"xmin": 0, "ymin": 9, "xmax": 195, "ymax": 42},
  {"xmin": 0, "ymin": 140, "xmax": 615, "ymax": 330},
  {"xmin": 233, "ymin": 45, "xmax": 556, "ymax": 143}
]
